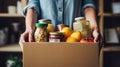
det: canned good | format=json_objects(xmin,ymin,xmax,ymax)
[{"xmin": 49, "ymin": 32, "xmax": 64, "ymax": 42}]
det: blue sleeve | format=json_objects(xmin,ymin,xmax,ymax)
[
  {"xmin": 22, "ymin": 0, "xmax": 40, "ymax": 17},
  {"xmin": 83, "ymin": 0, "xmax": 96, "ymax": 9}
]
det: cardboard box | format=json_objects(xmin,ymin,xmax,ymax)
[{"xmin": 23, "ymin": 42, "xmax": 99, "ymax": 67}]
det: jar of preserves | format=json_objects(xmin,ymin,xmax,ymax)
[
  {"xmin": 73, "ymin": 17, "xmax": 91, "ymax": 37},
  {"xmin": 49, "ymin": 32, "xmax": 64, "ymax": 42},
  {"xmin": 34, "ymin": 23, "xmax": 48, "ymax": 42}
]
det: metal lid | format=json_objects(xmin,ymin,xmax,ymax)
[
  {"xmin": 75, "ymin": 17, "xmax": 85, "ymax": 21},
  {"xmin": 57, "ymin": 24, "xmax": 68, "ymax": 27},
  {"xmin": 49, "ymin": 32, "xmax": 64, "ymax": 35},
  {"xmin": 38, "ymin": 19, "xmax": 51, "ymax": 24}
]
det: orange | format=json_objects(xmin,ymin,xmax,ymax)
[
  {"xmin": 66, "ymin": 37, "xmax": 78, "ymax": 42},
  {"xmin": 61, "ymin": 27, "xmax": 73, "ymax": 37},
  {"xmin": 70, "ymin": 31, "xmax": 82, "ymax": 41}
]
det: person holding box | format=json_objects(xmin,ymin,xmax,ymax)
[{"xmin": 19, "ymin": 0, "xmax": 99, "ymax": 49}]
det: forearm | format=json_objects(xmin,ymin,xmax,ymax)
[
  {"xmin": 84, "ymin": 7, "xmax": 98, "ymax": 31},
  {"xmin": 25, "ymin": 8, "xmax": 38, "ymax": 31}
]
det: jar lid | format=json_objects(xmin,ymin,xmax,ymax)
[
  {"xmin": 38, "ymin": 19, "xmax": 51, "ymax": 24},
  {"xmin": 36, "ymin": 23, "xmax": 48, "ymax": 27},
  {"xmin": 75, "ymin": 17, "xmax": 85, "ymax": 21},
  {"xmin": 49, "ymin": 32, "xmax": 64, "ymax": 35},
  {"xmin": 57, "ymin": 24, "xmax": 68, "ymax": 27}
]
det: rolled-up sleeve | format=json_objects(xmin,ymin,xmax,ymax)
[
  {"xmin": 82, "ymin": 0, "xmax": 96, "ymax": 10},
  {"xmin": 22, "ymin": 0, "xmax": 40, "ymax": 16}
]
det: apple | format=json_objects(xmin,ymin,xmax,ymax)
[
  {"xmin": 80, "ymin": 36, "xmax": 94, "ymax": 43},
  {"xmin": 88, "ymin": 37, "xmax": 94, "ymax": 42},
  {"xmin": 80, "ymin": 38, "xmax": 88, "ymax": 43}
]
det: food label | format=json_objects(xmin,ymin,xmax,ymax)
[{"xmin": 49, "ymin": 39, "xmax": 60, "ymax": 42}]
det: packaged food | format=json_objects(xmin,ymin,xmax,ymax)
[
  {"xmin": 34, "ymin": 23, "xmax": 48, "ymax": 42},
  {"xmin": 49, "ymin": 32, "xmax": 64, "ymax": 42},
  {"xmin": 73, "ymin": 17, "xmax": 91, "ymax": 37},
  {"xmin": 39, "ymin": 19, "xmax": 54, "ymax": 32},
  {"xmin": 57, "ymin": 24, "xmax": 68, "ymax": 32}
]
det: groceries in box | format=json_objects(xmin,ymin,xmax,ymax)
[{"xmin": 34, "ymin": 17, "xmax": 94, "ymax": 43}]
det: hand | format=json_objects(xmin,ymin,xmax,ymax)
[
  {"xmin": 92, "ymin": 29, "xmax": 99, "ymax": 42},
  {"xmin": 19, "ymin": 30, "xmax": 34, "ymax": 51},
  {"xmin": 19, "ymin": 8, "xmax": 37, "ymax": 51}
]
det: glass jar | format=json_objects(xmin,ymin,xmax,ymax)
[
  {"xmin": 38, "ymin": 19, "xmax": 54, "ymax": 32},
  {"xmin": 73, "ymin": 17, "xmax": 91, "ymax": 37},
  {"xmin": 57, "ymin": 24, "xmax": 68, "ymax": 32},
  {"xmin": 49, "ymin": 32, "xmax": 64, "ymax": 42},
  {"xmin": 34, "ymin": 23, "xmax": 48, "ymax": 42},
  {"xmin": 0, "ymin": 29, "xmax": 7, "ymax": 45}
]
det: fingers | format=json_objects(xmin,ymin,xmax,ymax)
[
  {"xmin": 29, "ymin": 32, "xmax": 33, "ymax": 42},
  {"xmin": 94, "ymin": 36, "xmax": 98, "ymax": 42},
  {"xmin": 93, "ymin": 30, "xmax": 99, "ymax": 42},
  {"xmin": 19, "ymin": 30, "xmax": 34, "ymax": 51},
  {"xmin": 19, "ymin": 32, "xmax": 28, "ymax": 51}
]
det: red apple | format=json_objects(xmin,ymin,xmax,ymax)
[
  {"xmin": 80, "ymin": 36, "xmax": 94, "ymax": 43},
  {"xmin": 80, "ymin": 38, "xmax": 88, "ymax": 43},
  {"xmin": 88, "ymin": 37, "xmax": 94, "ymax": 42}
]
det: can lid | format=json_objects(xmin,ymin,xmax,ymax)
[
  {"xmin": 36, "ymin": 23, "xmax": 48, "ymax": 27},
  {"xmin": 38, "ymin": 19, "xmax": 51, "ymax": 24},
  {"xmin": 75, "ymin": 17, "xmax": 85, "ymax": 21},
  {"xmin": 49, "ymin": 32, "xmax": 64, "ymax": 35}
]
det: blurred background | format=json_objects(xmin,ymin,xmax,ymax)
[{"xmin": 0, "ymin": 0, "xmax": 120, "ymax": 67}]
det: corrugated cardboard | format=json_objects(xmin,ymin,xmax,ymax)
[{"xmin": 23, "ymin": 42, "xmax": 99, "ymax": 67}]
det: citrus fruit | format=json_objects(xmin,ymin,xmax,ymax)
[
  {"xmin": 71, "ymin": 31, "xmax": 82, "ymax": 41},
  {"xmin": 66, "ymin": 37, "xmax": 78, "ymax": 42},
  {"xmin": 61, "ymin": 27, "xmax": 73, "ymax": 37}
]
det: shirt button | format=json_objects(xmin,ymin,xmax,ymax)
[{"xmin": 59, "ymin": 8, "xmax": 63, "ymax": 12}]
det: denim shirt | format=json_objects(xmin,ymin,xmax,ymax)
[{"xmin": 22, "ymin": 0, "xmax": 95, "ymax": 29}]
